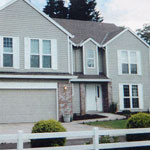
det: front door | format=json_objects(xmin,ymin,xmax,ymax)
[{"xmin": 86, "ymin": 84, "xmax": 103, "ymax": 112}]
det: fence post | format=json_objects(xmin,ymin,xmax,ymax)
[
  {"xmin": 93, "ymin": 127, "xmax": 99, "ymax": 150},
  {"xmin": 17, "ymin": 130, "xmax": 24, "ymax": 150}
]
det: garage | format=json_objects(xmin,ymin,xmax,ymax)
[{"xmin": 0, "ymin": 82, "xmax": 57, "ymax": 123}]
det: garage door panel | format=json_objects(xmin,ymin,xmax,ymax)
[{"xmin": 0, "ymin": 89, "xmax": 57, "ymax": 123}]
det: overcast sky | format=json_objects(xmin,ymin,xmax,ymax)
[{"xmin": 1, "ymin": 0, "xmax": 150, "ymax": 31}]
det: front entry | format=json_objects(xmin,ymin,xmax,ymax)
[{"xmin": 86, "ymin": 84, "xmax": 103, "ymax": 112}]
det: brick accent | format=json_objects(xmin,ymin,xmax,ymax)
[
  {"xmin": 58, "ymin": 82, "xmax": 73, "ymax": 121},
  {"xmin": 101, "ymin": 82, "xmax": 113, "ymax": 112},
  {"xmin": 80, "ymin": 83, "xmax": 86, "ymax": 115}
]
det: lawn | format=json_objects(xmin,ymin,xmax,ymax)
[{"xmin": 86, "ymin": 119, "xmax": 128, "ymax": 129}]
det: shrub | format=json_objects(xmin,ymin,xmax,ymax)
[
  {"xmin": 31, "ymin": 119, "xmax": 66, "ymax": 148},
  {"xmin": 122, "ymin": 110, "xmax": 131, "ymax": 119},
  {"xmin": 126, "ymin": 113, "xmax": 150, "ymax": 142},
  {"xmin": 109, "ymin": 102, "xmax": 117, "ymax": 113}
]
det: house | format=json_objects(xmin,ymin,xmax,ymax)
[{"xmin": 0, "ymin": 0, "xmax": 149, "ymax": 123}]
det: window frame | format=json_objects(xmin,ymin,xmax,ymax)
[
  {"xmin": 30, "ymin": 38, "xmax": 52, "ymax": 69},
  {"xmin": 3, "ymin": 37, "xmax": 14, "ymax": 68},
  {"xmin": 118, "ymin": 50, "xmax": 141, "ymax": 75},
  {"xmin": 86, "ymin": 49, "xmax": 95, "ymax": 68},
  {"xmin": 120, "ymin": 84, "xmax": 142, "ymax": 110}
]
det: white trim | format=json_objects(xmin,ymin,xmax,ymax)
[
  {"xmin": 119, "ymin": 83, "xmax": 143, "ymax": 110},
  {"xmin": 70, "ymin": 42, "xmax": 74, "ymax": 74},
  {"xmin": 105, "ymin": 47, "xmax": 109, "ymax": 77},
  {"xmin": 96, "ymin": 46, "xmax": 99, "ymax": 74},
  {"xmin": 118, "ymin": 50, "xmax": 142, "ymax": 75},
  {"xmin": 69, "ymin": 39, "xmax": 76, "ymax": 47},
  {"xmin": 70, "ymin": 79, "xmax": 111, "ymax": 82},
  {"xmin": 103, "ymin": 28, "xmax": 150, "ymax": 48},
  {"xmin": 67, "ymin": 36, "xmax": 71, "ymax": 73},
  {"xmin": 83, "ymin": 45, "xmax": 86, "ymax": 74},
  {"xmin": 86, "ymin": 49, "xmax": 96, "ymax": 69},
  {"xmin": 56, "ymin": 87, "xmax": 59, "ymax": 121},
  {"xmin": 0, "ymin": 74, "xmax": 78, "ymax": 79},
  {"xmin": 0, "ymin": 0, "xmax": 74, "ymax": 38},
  {"xmin": 80, "ymin": 38, "xmax": 101, "ymax": 47},
  {"xmin": 0, "ymin": 82, "xmax": 57, "ymax": 89},
  {"xmin": 103, "ymin": 28, "xmax": 128, "ymax": 47}
]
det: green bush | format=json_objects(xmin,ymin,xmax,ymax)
[
  {"xmin": 31, "ymin": 119, "xmax": 66, "ymax": 148},
  {"xmin": 109, "ymin": 102, "xmax": 117, "ymax": 113},
  {"xmin": 126, "ymin": 113, "xmax": 150, "ymax": 142},
  {"xmin": 126, "ymin": 113, "xmax": 150, "ymax": 128}
]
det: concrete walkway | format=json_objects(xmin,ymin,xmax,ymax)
[{"xmin": 0, "ymin": 113, "xmax": 125, "ymax": 134}]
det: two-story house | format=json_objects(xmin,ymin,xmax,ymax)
[{"xmin": 0, "ymin": 0, "xmax": 149, "ymax": 123}]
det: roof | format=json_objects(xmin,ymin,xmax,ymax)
[
  {"xmin": 0, "ymin": 0, "xmax": 74, "ymax": 38},
  {"xmin": 54, "ymin": 18, "xmax": 124, "ymax": 45}
]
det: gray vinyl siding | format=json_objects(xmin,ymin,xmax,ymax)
[
  {"xmin": 0, "ymin": 0, "xmax": 69, "ymax": 73},
  {"xmin": 98, "ymin": 48, "xmax": 105, "ymax": 73},
  {"xmin": 84, "ymin": 41, "xmax": 98, "ymax": 75},
  {"xmin": 72, "ymin": 83, "xmax": 80, "ymax": 114},
  {"xmin": 73, "ymin": 47, "xmax": 83, "ymax": 73},
  {"xmin": 107, "ymin": 30, "xmax": 150, "ymax": 111}
]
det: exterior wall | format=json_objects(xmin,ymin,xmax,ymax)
[
  {"xmin": 83, "ymin": 41, "xmax": 98, "ymax": 75},
  {"xmin": 58, "ymin": 82, "xmax": 73, "ymax": 120},
  {"xmin": 98, "ymin": 48, "xmax": 105, "ymax": 73},
  {"xmin": 72, "ymin": 83, "xmax": 80, "ymax": 114},
  {"xmin": 0, "ymin": 0, "xmax": 69, "ymax": 73},
  {"xmin": 107, "ymin": 30, "xmax": 150, "ymax": 111},
  {"xmin": 73, "ymin": 47, "xmax": 83, "ymax": 73}
]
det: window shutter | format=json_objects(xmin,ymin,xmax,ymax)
[
  {"xmin": 137, "ymin": 51, "xmax": 142, "ymax": 75},
  {"xmin": 24, "ymin": 38, "xmax": 31, "ymax": 69},
  {"xmin": 138, "ymin": 84, "xmax": 144, "ymax": 109},
  {"xmin": 119, "ymin": 84, "xmax": 124, "ymax": 110},
  {"xmin": 51, "ymin": 39, "xmax": 57, "ymax": 70},
  {"xmin": 117, "ymin": 50, "xmax": 122, "ymax": 75},
  {"xmin": 0, "ymin": 36, "xmax": 3, "ymax": 68},
  {"xmin": 13, "ymin": 37, "xmax": 20, "ymax": 69}
]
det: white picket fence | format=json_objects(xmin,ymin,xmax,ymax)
[{"xmin": 0, "ymin": 127, "xmax": 150, "ymax": 150}]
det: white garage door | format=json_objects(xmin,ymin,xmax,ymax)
[{"xmin": 0, "ymin": 89, "xmax": 57, "ymax": 123}]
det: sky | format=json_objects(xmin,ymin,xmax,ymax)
[{"xmin": 0, "ymin": 0, "xmax": 150, "ymax": 31}]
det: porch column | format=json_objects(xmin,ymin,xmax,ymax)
[
  {"xmin": 58, "ymin": 82, "xmax": 73, "ymax": 121},
  {"xmin": 80, "ymin": 83, "xmax": 86, "ymax": 115}
]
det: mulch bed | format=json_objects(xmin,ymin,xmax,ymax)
[{"xmin": 73, "ymin": 114, "xmax": 106, "ymax": 121}]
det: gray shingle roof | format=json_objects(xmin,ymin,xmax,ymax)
[{"xmin": 54, "ymin": 18, "xmax": 125, "ymax": 45}]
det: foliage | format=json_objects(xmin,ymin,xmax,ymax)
[
  {"xmin": 69, "ymin": 0, "xmax": 103, "ymax": 22},
  {"xmin": 100, "ymin": 136, "xmax": 111, "ymax": 143},
  {"xmin": 43, "ymin": 0, "xmax": 103, "ymax": 22},
  {"xmin": 122, "ymin": 110, "xmax": 131, "ymax": 119},
  {"xmin": 43, "ymin": 0, "xmax": 68, "ymax": 19},
  {"xmin": 136, "ymin": 24, "xmax": 150, "ymax": 45},
  {"xmin": 86, "ymin": 120, "xmax": 127, "ymax": 129},
  {"xmin": 109, "ymin": 102, "xmax": 117, "ymax": 113},
  {"xmin": 126, "ymin": 113, "xmax": 150, "ymax": 128},
  {"xmin": 126, "ymin": 113, "xmax": 150, "ymax": 142},
  {"xmin": 31, "ymin": 119, "xmax": 66, "ymax": 148}
]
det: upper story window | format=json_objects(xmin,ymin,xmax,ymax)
[
  {"xmin": 30, "ymin": 39, "xmax": 52, "ymax": 68},
  {"xmin": 3, "ymin": 37, "xmax": 13, "ymax": 67},
  {"xmin": 87, "ymin": 49, "xmax": 95, "ymax": 68},
  {"xmin": 118, "ymin": 50, "xmax": 141, "ymax": 75}
]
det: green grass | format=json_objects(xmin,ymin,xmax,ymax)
[{"xmin": 86, "ymin": 119, "xmax": 127, "ymax": 129}]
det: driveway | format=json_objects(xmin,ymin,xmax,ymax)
[{"xmin": 0, "ymin": 113, "xmax": 125, "ymax": 143}]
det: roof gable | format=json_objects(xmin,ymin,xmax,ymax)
[{"xmin": 0, "ymin": 0, "xmax": 74, "ymax": 38}]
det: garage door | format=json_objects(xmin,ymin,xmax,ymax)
[{"xmin": 0, "ymin": 89, "xmax": 57, "ymax": 123}]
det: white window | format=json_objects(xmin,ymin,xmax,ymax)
[
  {"xmin": 87, "ymin": 49, "xmax": 95, "ymax": 68},
  {"xmin": 0, "ymin": 36, "xmax": 19, "ymax": 69},
  {"xmin": 3, "ymin": 37, "xmax": 13, "ymax": 67},
  {"xmin": 30, "ymin": 39, "xmax": 52, "ymax": 68},
  {"xmin": 119, "ymin": 84, "xmax": 143, "ymax": 110},
  {"xmin": 118, "ymin": 50, "xmax": 141, "ymax": 75}
]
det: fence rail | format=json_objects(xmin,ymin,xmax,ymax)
[{"xmin": 0, "ymin": 127, "xmax": 150, "ymax": 150}]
